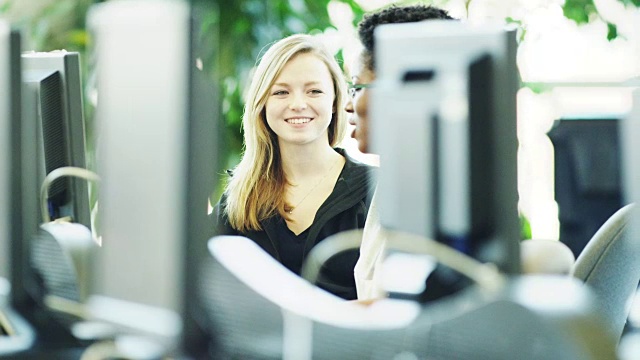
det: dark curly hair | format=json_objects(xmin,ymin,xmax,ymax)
[{"xmin": 357, "ymin": 4, "xmax": 455, "ymax": 70}]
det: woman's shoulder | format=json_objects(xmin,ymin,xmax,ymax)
[
  {"xmin": 209, "ymin": 192, "xmax": 240, "ymax": 237},
  {"xmin": 331, "ymin": 148, "xmax": 377, "ymax": 203},
  {"xmin": 335, "ymin": 148, "xmax": 377, "ymax": 170},
  {"xmin": 335, "ymin": 148, "xmax": 378, "ymax": 181},
  {"xmin": 210, "ymin": 192, "xmax": 229, "ymax": 224}
]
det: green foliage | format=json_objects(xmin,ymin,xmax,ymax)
[
  {"xmin": 5, "ymin": 0, "xmax": 97, "ymax": 52},
  {"xmin": 607, "ymin": 22, "xmax": 618, "ymax": 41},
  {"xmin": 562, "ymin": 0, "xmax": 639, "ymax": 41},
  {"xmin": 522, "ymin": 82, "xmax": 553, "ymax": 94},
  {"xmin": 562, "ymin": 0, "xmax": 597, "ymax": 24},
  {"xmin": 520, "ymin": 214, "xmax": 532, "ymax": 240}
]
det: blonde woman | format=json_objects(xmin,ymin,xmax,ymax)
[{"xmin": 212, "ymin": 34, "xmax": 376, "ymax": 300}]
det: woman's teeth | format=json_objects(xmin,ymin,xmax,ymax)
[{"xmin": 286, "ymin": 117, "xmax": 311, "ymax": 124}]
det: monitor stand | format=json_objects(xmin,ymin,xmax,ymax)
[{"xmin": 0, "ymin": 278, "xmax": 35, "ymax": 356}]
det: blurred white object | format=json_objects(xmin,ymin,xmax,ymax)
[
  {"xmin": 520, "ymin": 239, "xmax": 575, "ymax": 275},
  {"xmin": 381, "ymin": 253, "xmax": 436, "ymax": 295}
]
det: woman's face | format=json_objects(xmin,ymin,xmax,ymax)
[
  {"xmin": 344, "ymin": 51, "xmax": 375, "ymax": 154},
  {"xmin": 265, "ymin": 52, "xmax": 335, "ymax": 148}
]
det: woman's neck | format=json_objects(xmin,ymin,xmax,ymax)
[{"xmin": 280, "ymin": 142, "xmax": 342, "ymax": 183}]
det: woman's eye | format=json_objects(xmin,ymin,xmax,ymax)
[
  {"xmin": 309, "ymin": 89, "xmax": 323, "ymax": 94},
  {"xmin": 272, "ymin": 90, "xmax": 288, "ymax": 96}
]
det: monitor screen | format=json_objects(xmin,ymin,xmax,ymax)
[
  {"xmin": 371, "ymin": 21, "xmax": 521, "ymax": 274},
  {"xmin": 21, "ymin": 51, "xmax": 91, "ymax": 230}
]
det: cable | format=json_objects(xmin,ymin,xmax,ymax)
[
  {"xmin": 382, "ymin": 230, "xmax": 506, "ymax": 292},
  {"xmin": 40, "ymin": 166, "xmax": 100, "ymax": 223},
  {"xmin": 0, "ymin": 308, "xmax": 16, "ymax": 336},
  {"xmin": 301, "ymin": 229, "xmax": 363, "ymax": 285},
  {"xmin": 301, "ymin": 228, "xmax": 506, "ymax": 294}
]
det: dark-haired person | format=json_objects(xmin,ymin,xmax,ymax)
[
  {"xmin": 347, "ymin": 4, "xmax": 574, "ymax": 301},
  {"xmin": 347, "ymin": 3, "xmax": 455, "ymax": 302}
]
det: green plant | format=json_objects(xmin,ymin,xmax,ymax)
[{"xmin": 562, "ymin": 0, "xmax": 640, "ymax": 40}]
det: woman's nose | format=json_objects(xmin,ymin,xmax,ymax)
[{"xmin": 289, "ymin": 93, "xmax": 308, "ymax": 110}]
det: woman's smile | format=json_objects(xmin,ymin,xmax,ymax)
[{"xmin": 285, "ymin": 117, "xmax": 313, "ymax": 125}]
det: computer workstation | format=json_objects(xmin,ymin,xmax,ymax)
[{"xmin": 1, "ymin": 3, "xmax": 638, "ymax": 359}]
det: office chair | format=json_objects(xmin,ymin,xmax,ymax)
[
  {"xmin": 571, "ymin": 203, "xmax": 640, "ymax": 341},
  {"xmin": 200, "ymin": 234, "xmax": 617, "ymax": 360}
]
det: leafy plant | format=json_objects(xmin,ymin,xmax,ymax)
[{"xmin": 562, "ymin": 0, "xmax": 640, "ymax": 40}]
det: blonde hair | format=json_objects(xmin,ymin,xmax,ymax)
[{"xmin": 224, "ymin": 34, "xmax": 348, "ymax": 232}]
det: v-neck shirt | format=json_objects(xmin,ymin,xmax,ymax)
[{"xmin": 275, "ymin": 217, "xmax": 310, "ymax": 275}]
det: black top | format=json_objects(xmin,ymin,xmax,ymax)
[
  {"xmin": 211, "ymin": 148, "xmax": 377, "ymax": 300},
  {"xmin": 275, "ymin": 217, "xmax": 309, "ymax": 275}
]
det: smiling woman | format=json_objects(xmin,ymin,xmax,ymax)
[
  {"xmin": 210, "ymin": 34, "xmax": 377, "ymax": 300},
  {"xmin": 265, "ymin": 52, "xmax": 336, "ymax": 149}
]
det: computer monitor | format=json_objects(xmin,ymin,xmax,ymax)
[
  {"xmin": 0, "ymin": 21, "xmax": 38, "ymax": 354},
  {"xmin": 371, "ymin": 21, "xmax": 521, "ymax": 274},
  {"xmin": 0, "ymin": 21, "xmax": 15, "ymax": 285},
  {"xmin": 7, "ymin": 50, "xmax": 98, "ymax": 353},
  {"xmin": 549, "ymin": 116, "xmax": 624, "ymax": 258},
  {"xmin": 21, "ymin": 51, "xmax": 91, "ymax": 229},
  {"xmin": 86, "ymin": 0, "xmax": 217, "ymax": 357}
]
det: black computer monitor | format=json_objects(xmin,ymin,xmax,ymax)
[
  {"xmin": 549, "ymin": 116, "xmax": 624, "ymax": 258},
  {"xmin": 1, "ymin": 22, "xmax": 39, "ymax": 355},
  {"xmin": 371, "ymin": 21, "xmax": 521, "ymax": 274},
  {"xmin": 21, "ymin": 51, "xmax": 91, "ymax": 229},
  {"xmin": 0, "ymin": 22, "xmax": 18, "ymax": 288},
  {"xmin": 87, "ymin": 1, "xmax": 217, "ymax": 357}
]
